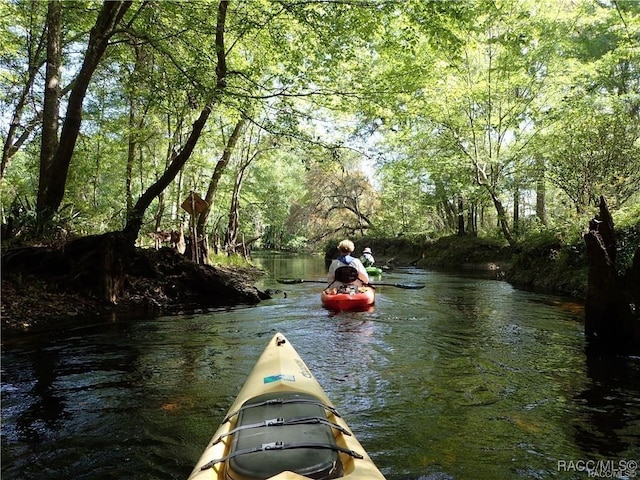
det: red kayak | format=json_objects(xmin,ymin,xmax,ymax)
[{"xmin": 321, "ymin": 286, "xmax": 375, "ymax": 311}]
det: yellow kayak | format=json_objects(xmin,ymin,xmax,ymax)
[{"xmin": 187, "ymin": 332, "xmax": 387, "ymax": 480}]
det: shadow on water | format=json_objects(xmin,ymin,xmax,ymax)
[
  {"xmin": 13, "ymin": 347, "xmax": 68, "ymax": 444},
  {"xmin": 1, "ymin": 253, "xmax": 639, "ymax": 480},
  {"xmin": 573, "ymin": 352, "xmax": 640, "ymax": 458}
]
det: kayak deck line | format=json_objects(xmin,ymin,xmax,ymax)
[
  {"xmin": 213, "ymin": 416, "xmax": 351, "ymax": 445},
  {"xmin": 200, "ymin": 441, "xmax": 365, "ymax": 471},
  {"xmin": 223, "ymin": 397, "xmax": 341, "ymax": 423}
]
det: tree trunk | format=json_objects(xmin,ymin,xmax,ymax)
[
  {"xmin": 457, "ymin": 197, "xmax": 465, "ymax": 235},
  {"xmin": 490, "ymin": 192, "xmax": 515, "ymax": 246},
  {"xmin": 126, "ymin": 94, "xmax": 136, "ymax": 216},
  {"xmin": 37, "ymin": 1, "xmax": 132, "ymax": 227},
  {"xmin": 224, "ymin": 163, "xmax": 248, "ymax": 254},
  {"xmin": 196, "ymin": 118, "xmax": 246, "ymax": 241},
  {"xmin": 36, "ymin": 0, "xmax": 62, "ymax": 229},
  {"xmin": 99, "ymin": 233, "xmax": 130, "ymax": 303},
  {"xmin": 535, "ymin": 157, "xmax": 547, "ymax": 225},
  {"xmin": 122, "ymin": 0, "xmax": 229, "ymax": 245},
  {"xmin": 65, "ymin": 232, "xmax": 132, "ymax": 304},
  {"xmin": 446, "ymin": 200, "xmax": 457, "ymax": 231},
  {"xmin": 584, "ymin": 196, "xmax": 640, "ymax": 353},
  {"xmin": 513, "ymin": 186, "xmax": 520, "ymax": 236},
  {"xmin": 470, "ymin": 202, "xmax": 478, "ymax": 233},
  {"xmin": 154, "ymin": 193, "xmax": 165, "ymax": 232}
]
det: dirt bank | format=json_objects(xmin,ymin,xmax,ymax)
[{"xmin": 1, "ymin": 245, "xmax": 267, "ymax": 334}]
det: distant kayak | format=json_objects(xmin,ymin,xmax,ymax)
[
  {"xmin": 187, "ymin": 332, "xmax": 387, "ymax": 480},
  {"xmin": 365, "ymin": 266, "xmax": 383, "ymax": 276},
  {"xmin": 320, "ymin": 286, "xmax": 375, "ymax": 311}
]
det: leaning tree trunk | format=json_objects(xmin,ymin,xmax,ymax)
[
  {"xmin": 195, "ymin": 117, "xmax": 246, "ymax": 263},
  {"xmin": 490, "ymin": 192, "xmax": 516, "ymax": 247},
  {"xmin": 584, "ymin": 196, "xmax": 640, "ymax": 353},
  {"xmin": 122, "ymin": 0, "xmax": 229, "ymax": 246}
]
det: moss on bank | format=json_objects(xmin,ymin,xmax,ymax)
[{"xmin": 507, "ymin": 243, "xmax": 588, "ymax": 298}]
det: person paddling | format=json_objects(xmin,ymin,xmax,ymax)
[
  {"xmin": 326, "ymin": 240, "xmax": 370, "ymax": 293},
  {"xmin": 360, "ymin": 247, "xmax": 375, "ymax": 267}
]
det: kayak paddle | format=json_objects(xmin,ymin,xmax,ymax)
[{"xmin": 276, "ymin": 278, "xmax": 425, "ymax": 290}]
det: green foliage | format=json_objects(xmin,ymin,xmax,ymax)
[
  {"xmin": 612, "ymin": 202, "xmax": 640, "ymax": 276},
  {"xmin": 208, "ymin": 252, "xmax": 253, "ymax": 269},
  {"xmin": 541, "ymin": 97, "xmax": 640, "ymax": 212},
  {"xmin": 509, "ymin": 224, "xmax": 589, "ymax": 297},
  {"xmin": 616, "ymin": 224, "xmax": 640, "ymax": 276},
  {"xmin": 282, "ymin": 235, "xmax": 309, "ymax": 252},
  {"xmin": 240, "ymin": 145, "xmax": 307, "ymax": 250},
  {"xmin": 616, "ymin": 201, "xmax": 640, "ymax": 229},
  {"xmin": 1, "ymin": 0, "xmax": 638, "ymax": 263},
  {"xmin": 1, "ymin": 195, "xmax": 82, "ymax": 246}
]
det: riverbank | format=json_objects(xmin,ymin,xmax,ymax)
[
  {"xmin": 333, "ymin": 234, "xmax": 588, "ymax": 298},
  {"xmin": 1, "ymin": 246, "xmax": 267, "ymax": 334},
  {"xmin": 2, "ymin": 234, "xmax": 588, "ymax": 335}
]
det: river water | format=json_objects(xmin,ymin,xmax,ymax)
[{"xmin": 2, "ymin": 254, "xmax": 639, "ymax": 480}]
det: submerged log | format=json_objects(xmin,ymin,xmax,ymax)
[{"xmin": 584, "ymin": 196, "xmax": 640, "ymax": 352}]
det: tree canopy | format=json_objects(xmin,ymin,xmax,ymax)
[{"xmin": 2, "ymin": 0, "xmax": 639, "ymax": 253}]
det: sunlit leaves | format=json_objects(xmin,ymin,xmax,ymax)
[
  {"xmin": 2, "ymin": 0, "xmax": 639, "ymax": 246},
  {"xmin": 542, "ymin": 96, "xmax": 640, "ymax": 212},
  {"xmin": 371, "ymin": 0, "xmax": 640, "ymax": 242}
]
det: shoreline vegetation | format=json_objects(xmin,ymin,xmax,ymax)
[
  {"xmin": 2, "ymin": 233, "xmax": 592, "ymax": 336},
  {"xmin": 5, "ymin": 200, "xmax": 640, "ymax": 344},
  {"xmin": 349, "ymin": 234, "xmax": 588, "ymax": 299}
]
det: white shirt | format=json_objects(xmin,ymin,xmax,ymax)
[{"xmin": 360, "ymin": 253, "xmax": 375, "ymax": 266}]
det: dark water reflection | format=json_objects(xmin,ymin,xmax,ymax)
[{"xmin": 2, "ymin": 254, "xmax": 639, "ymax": 479}]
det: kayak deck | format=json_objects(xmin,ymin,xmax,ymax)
[
  {"xmin": 188, "ymin": 333, "xmax": 386, "ymax": 480},
  {"xmin": 365, "ymin": 266, "xmax": 383, "ymax": 276}
]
